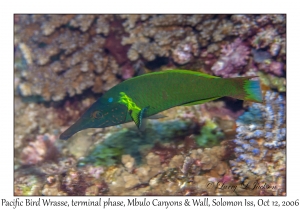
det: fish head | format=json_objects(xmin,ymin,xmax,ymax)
[{"xmin": 59, "ymin": 99, "xmax": 128, "ymax": 140}]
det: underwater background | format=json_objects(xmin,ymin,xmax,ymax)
[{"xmin": 14, "ymin": 14, "xmax": 286, "ymax": 196}]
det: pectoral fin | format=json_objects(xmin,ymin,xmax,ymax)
[
  {"xmin": 147, "ymin": 113, "xmax": 167, "ymax": 119},
  {"xmin": 182, "ymin": 97, "xmax": 220, "ymax": 106},
  {"xmin": 129, "ymin": 106, "xmax": 149, "ymax": 130}
]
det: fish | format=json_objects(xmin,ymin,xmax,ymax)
[{"xmin": 60, "ymin": 70, "xmax": 262, "ymax": 140}]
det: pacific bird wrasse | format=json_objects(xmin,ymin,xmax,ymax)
[{"xmin": 60, "ymin": 70, "xmax": 262, "ymax": 140}]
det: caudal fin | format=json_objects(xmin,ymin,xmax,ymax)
[
  {"xmin": 228, "ymin": 77, "xmax": 263, "ymax": 103},
  {"xmin": 243, "ymin": 79, "xmax": 263, "ymax": 102}
]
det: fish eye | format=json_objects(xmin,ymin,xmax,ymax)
[
  {"xmin": 91, "ymin": 111, "xmax": 103, "ymax": 119},
  {"xmin": 108, "ymin": 97, "xmax": 113, "ymax": 103}
]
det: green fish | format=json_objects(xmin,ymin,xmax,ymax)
[{"xmin": 60, "ymin": 70, "xmax": 262, "ymax": 140}]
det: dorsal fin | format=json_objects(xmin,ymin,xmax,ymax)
[
  {"xmin": 124, "ymin": 69, "xmax": 220, "ymax": 83},
  {"xmin": 147, "ymin": 113, "xmax": 167, "ymax": 119},
  {"xmin": 145, "ymin": 69, "xmax": 220, "ymax": 78},
  {"xmin": 169, "ymin": 70, "xmax": 220, "ymax": 78}
]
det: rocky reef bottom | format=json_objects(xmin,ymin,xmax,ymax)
[{"xmin": 14, "ymin": 91, "xmax": 285, "ymax": 196}]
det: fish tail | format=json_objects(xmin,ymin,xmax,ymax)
[{"xmin": 228, "ymin": 77, "xmax": 263, "ymax": 103}]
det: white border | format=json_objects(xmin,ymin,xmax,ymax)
[{"xmin": 2, "ymin": 1, "xmax": 297, "ymax": 209}]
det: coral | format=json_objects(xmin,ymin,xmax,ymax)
[
  {"xmin": 99, "ymin": 143, "xmax": 229, "ymax": 195},
  {"xmin": 104, "ymin": 20, "xmax": 131, "ymax": 65},
  {"xmin": 251, "ymin": 48, "xmax": 285, "ymax": 77},
  {"xmin": 270, "ymin": 61, "xmax": 284, "ymax": 76},
  {"xmin": 39, "ymin": 15, "xmax": 75, "ymax": 36},
  {"xmin": 60, "ymin": 168, "xmax": 91, "ymax": 195},
  {"xmin": 123, "ymin": 15, "xmax": 207, "ymax": 62},
  {"xmin": 80, "ymin": 144, "xmax": 123, "ymax": 166},
  {"xmin": 230, "ymin": 91, "xmax": 286, "ymax": 195},
  {"xmin": 42, "ymin": 175, "xmax": 67, "ymax": 195},
  {"xmin": 200, "ymin": 100, "xmax": 244, "ymax": 122},
  {"xmin": 95, "ymin": 15, "xmax": 112, "ymax": 36},
  {"xmin": 85, "ymin": 185, "xmax": 99, "ymax": 196},
  {"xmin": 103, "ymin": 166, "xmax": 146, "ymax": 195},
  {"xmin": 123, "ymin": 15, "xmax": 247, "ymax": 65},
  {"xmin": 195, "ymin": 120, "xmax": 224, "ymax": 147},
  {"xmin": 15, "ymin": 14, "xmax": 286, "ymax": 101},
  {"xmin": 270, "ymin": 38, "xmax": 282, "ymax": 56},
  {"xmin": 123, "ymin": 172, "xmax": 141, "ymax": 189},
  {"xmin": 212, "ymin": 19, "xmax": 233, "ymax": 42},
  {"xmin": 258, "ymin": 71, "xmax": 286, "ymax": 92},
  {"xmin": 122, "ymin": 154, "xmax": 135, "ymax": 172},
  {"xmin": 251, "ymin": 25, "xmax": 279, "ymax": 49},
  {"xmin": 86, "ymin": 165, "xmax": 105, "ymax": 179},
  {"xmin": 150, "ymin": 143, "xmax": 178, "ymax": 165},
  {"xmin": 20, "ymin": 133, "xmax": 58, "ymax": 165},
  {"xmin": 15, "ymin": 15, "xmax": 121, "ymax": 101},
  {"xmin": 231, "ymin": 15, "xmax": 285, "ymax": 38},
  {"xmin": 14, "ymin": 175, "xmax": 43, "ymax": 195},
  {"xmin": 150, "ymin": 14, "xmax": 204, "ymax": 27},
  {"xmin": 14, "ymin": 96, "xmax": 94, "ymax": 151},
  {"xmin": 19, "ymin": 43, "xmax": 33, "ymax": 65},
  {"xmin": 127, "ymin": 42, "xmax": 159, "ymax": 61},
  {"xmin": 190, "ymin": 146, "xmax": 226, "ymax": 172},
  {"xmin": 69, "ymin": 15, "xmax": 95, "ymax": 32},
  {"xmin": 172, "ymin": 36, "xmax": 199, "ymax": 65},
  {"xmin": 211, "ymin": 38, "xmax": 250, "ymax": 77},
  {"xmin": 41, "ymin": 165, "xmax": 109, "ymax": 196},
  {"xmin": 251, "ymin": 49, "xmax": 272, "ymax": 63},
  {"xmin": 258, "ymin": 60, "xmax": 284, "ymax": 76},
  {"xmin": 196, "ymin": 18, "xmax": 220, "ymax": 46},
  {"xmin": 39, "ymin": 157, "xmax": 77, "ymax": 175},
  {"xmin": 121, "ymin": 62, "xmax": 135, "ymax": 79},
  {"xmin": 66, "ymin": 131, "xmax": 95, "ymax": 159}
]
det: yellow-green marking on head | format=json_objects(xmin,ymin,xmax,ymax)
[{"xmin": 118, "ymin": 92, "xmax": 147, "ymax": 128}]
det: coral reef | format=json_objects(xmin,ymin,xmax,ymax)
[
  {"xmin": 80, "ymin": 143, "xmax": 123, "ymax": 166},
  {"xmin": 14, "ymin": 95, "xmax": 94, "ymax": 151},
  {"xmin": 15, "ymin": 15, "xmax": 121, "ymax": 101},
  {"xmin": 41, "ymin": 166, "xmax": 109, "ymax": 196},
  {"xmin": 230, "ymin": 91, "xmax": 286, "ymax": 195},
  {"xmin": 15, "ymin": 14, "xmax": 286, "ymax": 101},
  {"xmin": 14, "ymin": 174, "xmax": 43, "ymax": 196},
  {"xmin": 211, "ymin": 38, "xmax": 250, "ymax": 77},
  {"xmin": 20, "ymin": 133, "xmax": 58, "ymax": 165},
  {"xmin": 209, "ymin": 15, "xmax": 285, "ymax": 77},
  {"xmin": 98, "ymin": 144, "xmax": 231, "ymax": 195},
  {"xmin": 14, "ymin": 14, "xmax": 286, "ymax": 196},
  {"xmin": 195, "ymin": 120, "xmax": 224, "ymax": 147},
  {"xmin": 78, "ymin": 115, "xmax": 193, "ymax": 166},
  {"xmin": 258, "ymin": 71, "xmax": 286, "ymax": 92}
]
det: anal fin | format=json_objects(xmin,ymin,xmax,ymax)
[{"xmin": 147, "ymin": 113, "xmax": 167, "ymax": 119}]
